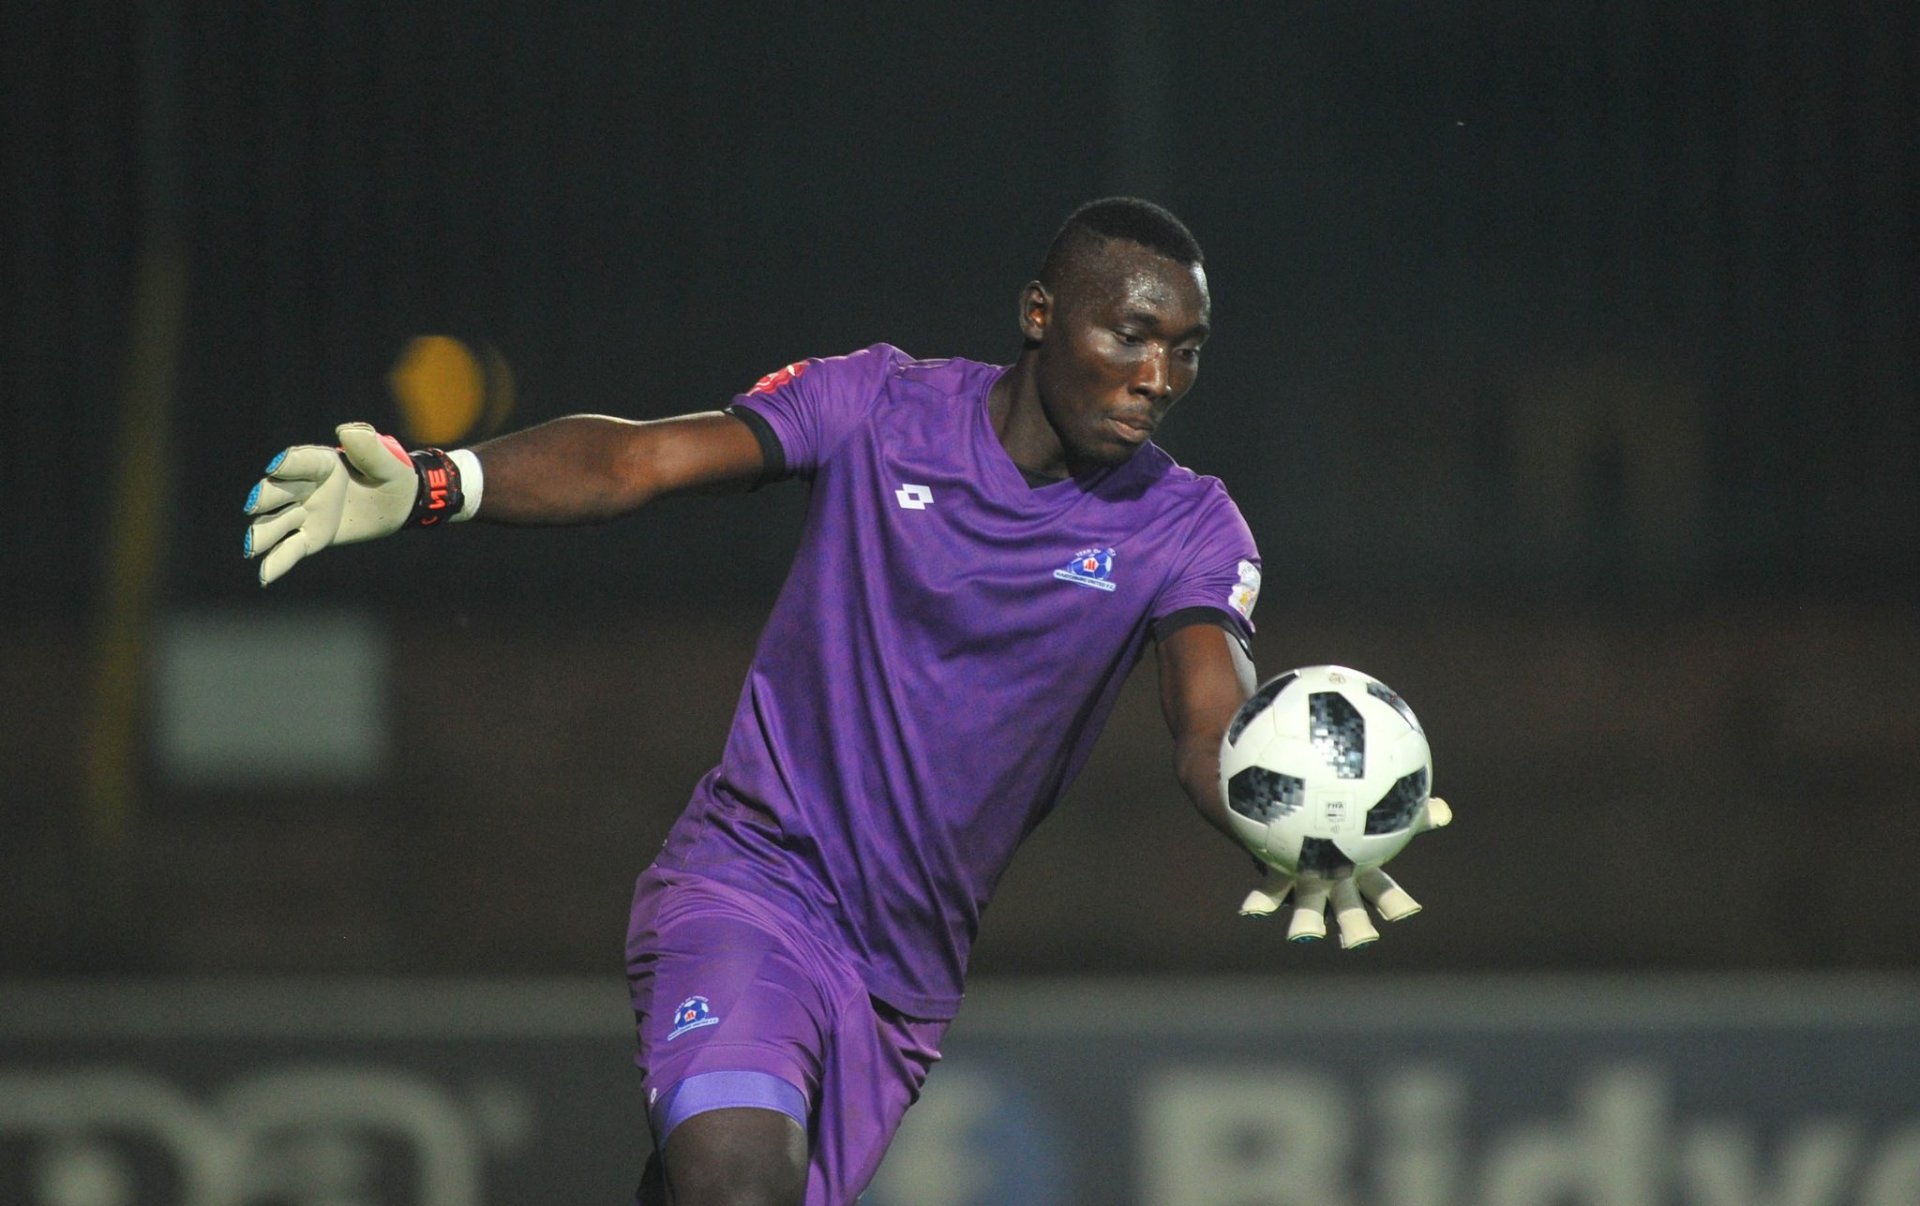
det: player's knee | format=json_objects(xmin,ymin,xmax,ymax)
[{"xmin": 661, "ymin": 1106, "xmax": 808, "ymax": 1206}]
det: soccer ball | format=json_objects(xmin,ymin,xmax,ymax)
[{"xmin": 1219, "ymin": 665, "xmax": 1433, "ymax": 879}]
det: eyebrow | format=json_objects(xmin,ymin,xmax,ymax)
[{"xmin": 1123, "ymin": 309, "xmax": 1210, "ymax": 342}]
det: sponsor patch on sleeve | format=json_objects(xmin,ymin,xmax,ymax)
[
  {"xmin": 1228, "ymin": 559, "xmax": 1261, "ymax": 621},
  {"xmin": 747, "ymin": 360, "xmax": 808, "ymax": 395}
]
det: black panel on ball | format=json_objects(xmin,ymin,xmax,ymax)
[
  {"xmin": 1296, "ymin": 838, "xmax": 1356, "ymax": 878},
  {"xmin": 1309, "ymin": 692, "xmax": 1367, "ymax": 779},
  {"xmin": 1227, "ymin": 766, "xmax": 1306, "ymax": 822},
  {"xmin": 1365, "ymin": 767, "xmax": 1431, "ymax": 834},
  {"xmin": 1226, "ymin": 672, "xmax": 1297, "ymax": 746}
]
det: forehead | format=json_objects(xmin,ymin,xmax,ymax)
[{"xmin": 1063, "ymin": 239, "xmax": 1210, "ymax": 325}]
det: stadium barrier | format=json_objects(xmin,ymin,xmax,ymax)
[{"xmin": 3, "ymin": 976, "xmax": 1916, "ymax": 1205}]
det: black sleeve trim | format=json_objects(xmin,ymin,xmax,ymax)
[
  {"xmin": 1152, "ymin": 606, "xmax": 1252, "ymax": 656},
  {"xmin": 724, "ymin": 403, "xmax": 789, "ymax": 488}
]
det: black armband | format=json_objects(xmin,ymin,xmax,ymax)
[
  {"xmin": 404, "ymin": 448, "xmax": 465, "ymax": 528},
  {"xmin": 723, "ymin": 403, "xmax": 790, "ymax": 489}
]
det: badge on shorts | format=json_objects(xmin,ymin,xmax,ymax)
[{"xmin": 667, "ymin": 995, "xmax": 720, "ymax": 1040}]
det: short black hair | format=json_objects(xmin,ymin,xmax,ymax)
[{"xmin": 1037, "ymin": 197, "xmax": 1204, "ymax": 289}]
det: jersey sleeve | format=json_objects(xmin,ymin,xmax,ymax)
[
  {"xmin": 724, "ymin": 343, "xmax": 905, "ymax": 480},
  {"xmin": 1151, "ymin": 481, "xmax": 1262, "ymax": 649}
]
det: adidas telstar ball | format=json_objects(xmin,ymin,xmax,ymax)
[{"xmin": 1219, "ymin": 665, "xmax": 1433, "ymax": 878}]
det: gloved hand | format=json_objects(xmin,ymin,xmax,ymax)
[
  {"xmin": 1239, "ymin": 796, "xmax": 1452, "ymax": 948},
  {"xmin": 244, "ymin": 422, "xmax": 460, "ymax": 586}
]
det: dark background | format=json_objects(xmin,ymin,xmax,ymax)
[{"xmin": 4, "ymin": 1, "xmax": 1916, "ymax": 980}]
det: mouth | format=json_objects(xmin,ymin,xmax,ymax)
[{"xmin": 1106, "ymin": 414, "xmax": 1156, "ymax": 444}]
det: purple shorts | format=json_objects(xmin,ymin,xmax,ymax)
[{"xmin": 625, "ymin": 865, "xmax": 948, "ymax": 1206}]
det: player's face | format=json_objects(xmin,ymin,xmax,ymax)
[{"xmin": 1026, "ymin": 241, "xmax": 1211, "ymax": 470}]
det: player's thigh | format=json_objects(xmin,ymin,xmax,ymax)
[
  {"xmin": 627, "ymin": 871, "xmax": 829, "ymax": 1145},
  {"xmin": 810, "ymin": 999, "xmax": 950, "ymax": 1197},
  {"xmin": 660, "ymin": 1105, "xmax": 808, "ymax": 1206}
]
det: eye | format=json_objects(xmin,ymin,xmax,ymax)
[
  {"xmin": 1114, "ymin": 329, "xmax": 1146, "ymax": 346},
  {"xmin": 1177, "ymin": 346, "xmax": 1202, "ymax": 364}
]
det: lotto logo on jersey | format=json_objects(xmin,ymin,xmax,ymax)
[
  {"xmin": 748, "ymin": 360, "xmax": 809, "ymax": 395},
  {"xmin": 667, "ymin": 995, "xmax": 720, "ymax": 1040},
  {"xmin": 1053, "ymin": 547, "xmax": 1118, "ymax": 592}
]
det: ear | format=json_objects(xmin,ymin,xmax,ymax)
[{"xmin": 1018, "ymin": 280, "xmax": 1052, "ymax": 344}]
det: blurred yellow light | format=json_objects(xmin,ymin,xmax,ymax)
[{"xmin": 389, "ymin": 335, "xmax": 484, "ymax": 445}]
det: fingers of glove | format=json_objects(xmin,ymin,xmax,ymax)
[
  {"xmin": 261, "ymin": 444, "xmax": 343, "ymax": 484},
  {"xmin": 1287, "ymin": 881, "xmax": 1330, "ymax": 943},
  {"xmin": 244, "ymin": 475, "xmax": 315, "ymax": 516},
  {"xmin": 256, "ymin": 529, "xmax": 314, "ymax": 586},
  {"xmin": 1329, "ymin": 878, "xmax": 1382, "ymax": 949},
  {"xmin": 244, "ymin": 505, "xmax": 308, "ymax": 561},
  {"xmin": 1357, "ymin": 865, "xmax": 1422, "ymax": 922},
  {"xmin": 1239, "ymin": 881, "xmax": 1293, "ymax": 917},
  {"xmin": 336, "ymin": 422, "xmax": 415, "ymax": 482},
  {"xmin": 1418, "ymin": 796, "xmax": 1453, "ymax": 833}
]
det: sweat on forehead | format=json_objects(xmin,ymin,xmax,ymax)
[{"xmin": 1040, "ymin": 235, "xmax": 1210, "ymax": 322}]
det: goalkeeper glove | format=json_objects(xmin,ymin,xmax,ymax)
[
  {"xmin": 244, "ymin": 422, "xmax": 472, "ymax": 586},
  {"xmin": 1239, "ymin": 796, "xmax": 1453, "ymax": 949}
]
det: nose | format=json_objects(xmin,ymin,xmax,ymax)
[{"xmin": 1133, "ymin": 348, "xmax": 1171, "ymax": 400}]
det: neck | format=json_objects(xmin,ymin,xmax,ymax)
[{"xmin": 989, "ymin": 353, "xmax": 1071, "ymax": 480}]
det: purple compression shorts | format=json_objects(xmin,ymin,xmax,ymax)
[{"xmin": 625, "ymin": 865, "xmax": 948, "ymax": 1205}]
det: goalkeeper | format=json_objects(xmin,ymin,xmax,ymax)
[{"xmin": 244, "ymin": 198, "xmax": 1449, "ymax": 1206}]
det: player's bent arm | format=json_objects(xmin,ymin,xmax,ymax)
[
  {"xmin": 1155, "ymin": 621, "xmax": 1257, "ymax": 841},
  {"xmin": 465, "ymin": 411, "xmax": 767, "ymax": 524}
]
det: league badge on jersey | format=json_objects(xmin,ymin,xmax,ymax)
[
  {"xmin": 667, "ymin": 995, "xmax": 720, "ymax": 1040},
  {"xmin": 1053, "ymin": 547, "xmax": 1118, "ymax": 592},
  {"xmin": 1229, "ymin": 559, "xmax": 1261, "ymax": 621},
  {"xmin": 747, "ymin": 360, "xmax": 808, "ymax": 395}
]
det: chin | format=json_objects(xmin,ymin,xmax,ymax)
[{"xmin": 1073, "ymin": 440, "xmax": 1141, "ymax": 471}]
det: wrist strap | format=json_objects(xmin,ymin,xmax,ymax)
[
  {"xmin": 404, "ymin": 448, "xmax": 465, "ymax": 528},
  {"xmin": 447, "ymin": 448, "xmax": 483, "ymax": 520}
]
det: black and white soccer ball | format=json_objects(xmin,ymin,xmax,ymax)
[{"xmin": 1219, "ymin": 665, "xmax": 1433, "ymax": 879}]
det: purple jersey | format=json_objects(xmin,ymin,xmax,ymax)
[{"xmin": 655, "ymin": 344, "xmax": 1261, "ymax": 1017}]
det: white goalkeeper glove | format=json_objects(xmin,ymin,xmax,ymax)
[
  {"xmin": 244, "ymin": 422, "xmax": 475, "ymax": 586},
  {"xmin": 1239, "ymin": 796, "xmax": 1453, "ymax": 949}
]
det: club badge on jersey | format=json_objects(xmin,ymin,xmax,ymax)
[{"xmin": 1053, "ymin": 547, "xmax": 1118, "ymax": 592}]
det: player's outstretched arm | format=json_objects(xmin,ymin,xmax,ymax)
[
  {"xmin": 244, "ymin": 411, "xmax": 766, "ymax": 585},
  {"xmin": 461, "ymin": 412, "xmax": 766, "ymax": 525},
  {"xmin": 1155, "ymin": 621, "xmax": 1258, "ymax": 840}
]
